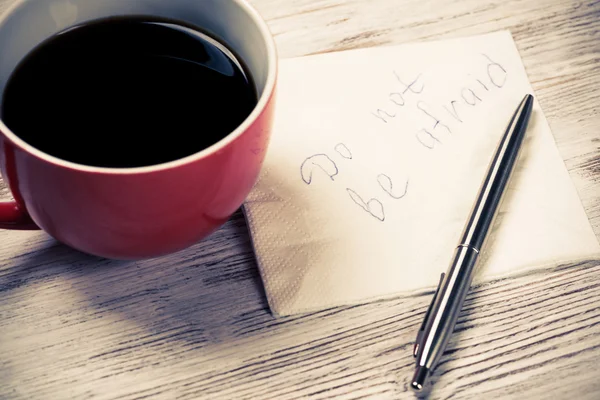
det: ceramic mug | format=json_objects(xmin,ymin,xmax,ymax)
[{"xmin": 0, "ymin": 0, "xmax": 277, "ymax": 259}]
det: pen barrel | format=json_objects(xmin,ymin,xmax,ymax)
[
  {"xmin": 418, "ymin": 246, "xmax": 479, "ymax": 369},
  {"xmin": 459, "ymin": 95, "xmax": 533, "ymax": 251}
]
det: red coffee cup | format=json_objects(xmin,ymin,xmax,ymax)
[{"xmin": 0, "ymin": 0, "xmax": 277, "ymax": 259}]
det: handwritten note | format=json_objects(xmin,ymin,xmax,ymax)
[{"xmin": 243, "ymin": 31, "xmax": 600, "ymax": 317}]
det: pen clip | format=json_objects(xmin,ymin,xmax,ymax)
[{"xmin": 413, "ymin": 272, "xmax": 445, "ymax": 358}]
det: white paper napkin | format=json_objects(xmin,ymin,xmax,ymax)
[{"xmin": 243, "ymin": 31, "xmax": 600, "ymax": 317}]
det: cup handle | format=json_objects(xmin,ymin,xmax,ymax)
[
  {"xmin": 0, "ymin": 145, "xmax": 39, "ymax": 230},
  {"xmin": 0, "ymin": 199, "xmax": 38, "ymax": 230}
]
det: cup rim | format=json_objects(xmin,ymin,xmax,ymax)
[{"xmin": 0, "ymin": 0, "xmax": 277, "ymax": 175}]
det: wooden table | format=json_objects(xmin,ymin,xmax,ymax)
[{"xmin": 1, "ymin": 0, "xmax": 599, "ymax": 398}]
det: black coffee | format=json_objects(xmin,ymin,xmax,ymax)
[{"xmin": 1, "ymin": 17, "xmax": 257, "ymax": 168}]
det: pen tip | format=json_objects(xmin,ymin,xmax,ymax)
[
  {"xmin": 411, "ymin": 366, "xmax": 430, "ymax": 392},
  {"xmin": 411, "ymin": 381, "xmax": 423, "ymax": 392}
]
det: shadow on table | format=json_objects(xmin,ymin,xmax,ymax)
[{"xmin": 0, "ymin": 210, "xmax": 273, "ymax": 348}]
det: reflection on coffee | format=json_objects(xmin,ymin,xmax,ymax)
[{"xmin": 1, "ymin": 17, "xmax": 258, "ymax": 168}]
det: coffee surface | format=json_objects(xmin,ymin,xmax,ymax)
[{"xmin": 1, "ymin": 17, "xmax": 257, "ymax": 168}]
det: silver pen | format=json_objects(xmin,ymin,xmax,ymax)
[{"xmin": 411, "ymin": 94, "xmax": 534, "ymax": 391}]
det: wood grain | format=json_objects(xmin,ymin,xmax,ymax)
[{"xmin": 1, "ymin": 0, "xmax": 600, "ymax": 399}]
